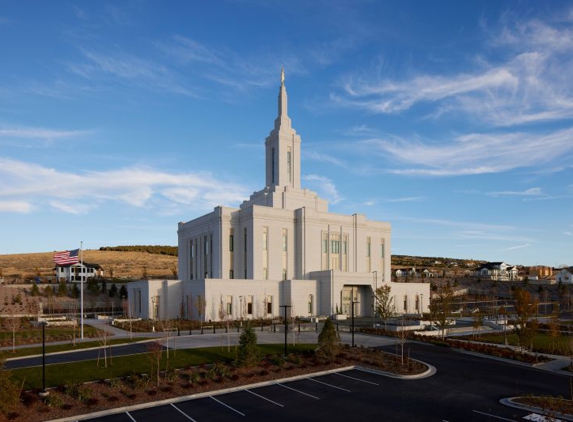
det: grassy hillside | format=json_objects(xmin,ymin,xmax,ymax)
[{"xmin": 0, "ymin": 249, "xmax": 178, "ymax": 282}]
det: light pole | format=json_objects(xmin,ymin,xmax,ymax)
[
  {"xmin": 280, "ymin": 304, "xmax": 292, "ymax": 356},
  {"xmin": 39, "ymin": 321, "xmax": 49, "ymax": 398},
  {"xmin": 351, "ymin": 288, "xmax": 359, "ymax": 348},
  {"xmin": 239, "ymin": 296, "xmax": 243, "ymax": 326},
  {"xmin": 372, "ymin": 271, "xmax": 377, "ymax": 328}
]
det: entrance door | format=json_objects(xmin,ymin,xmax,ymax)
[{"xmin": 341, "ymin": 286, "xmax": 361, "ymax": 316}]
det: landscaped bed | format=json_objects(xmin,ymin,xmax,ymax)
[{"xmin": 4, "ymin": 345, "xmax": 427, "ymax": 422}]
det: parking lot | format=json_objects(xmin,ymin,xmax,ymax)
[{"xmin": 77, "ymin": 365, "xmax": 537, "ymax": 422}]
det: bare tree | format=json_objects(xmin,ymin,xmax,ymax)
[
  {"xmin": 375, "ymin": 284, "xmax": 395, "ymax": 331},
  {"xmin": 147, "ymin": 341, "xmax": 163, "ymax": 387},
  {"xmin": 219, "ymin": 296, "xmax": 231, "ymax": 352},
  {"xmin": 429, "ymin": 285, "xmax": 454, "ymax": 340},
  {"xmin": 513, "ymin": 288, "xmax": 539, "ymax": 352},
  {"xmin": 4, "ymin": 316, "xmax": 21, "ymax": 353},
  {"xmin": 97, "ymin": 328, "xmax": 112, "ymax": 368},
  {"xmin": 195, "ymin": 295, "xmax": 206, "ymax": 331}
]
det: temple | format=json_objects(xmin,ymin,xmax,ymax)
[{"xmin": 128, "ymin": 71, "xmax": 429, "ymax": 321}]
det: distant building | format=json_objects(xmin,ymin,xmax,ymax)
[
  {"xmin": 127, "ymin": 70, "xmax": 429, "ymax": 321},
  {"xmin": 475, "ymin": 262, "xmax": 518, "ymax": 281},
  {"xmin": 55, "ymin": 262, "xmax": 103, "ymax": 283},
  {"xmin": 556, "ymin": 268, "xmax": 573, "ymax": 284},
  {"xmin": 529, "ymin": 266, "xmax": 553, "ymax": 279}
]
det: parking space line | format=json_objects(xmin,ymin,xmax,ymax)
[
  {"xmin": 210, "ymin": 396, "xmax": 246, "ymax": 416},
  {"xmin": 126, "ymin": 411, "xmax": 137, "ymax": 422},
  {"xmin": 246, "ymin": 389, "xmax": 284, "ymax": 407},
  {"xmin": 277, "ymin": 383, "xmax": 320, "ymax": 399},
  {"xmin": 472, "ymin": 410, "xmax": 517, "ymax": 421},
  {"xmin": 335, "ymin": 372, "xmax": 379, "ymax": 385},
  {"xmin": 170, "ymin": 403, "xmax": 197, "ymax": 421},
  {"xmin": 308, "ymin": 377, "xmax": 351, "ymax": 392}
]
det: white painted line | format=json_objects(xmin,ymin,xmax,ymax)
[
  {"xmin": 308, "ymin": 377, "xmax": 351, "ymax": 392},
  {"xmin": 126, "ymin": 411, "xmax": 138, "ymax": 422},
  {"xmin": 170, "ymin": 403, "xmax": 197, "ymax": 421},
  {"xmin": 523, "ymin": 413, "xmax": 563, "ymax": 422},
  {"xmin": 210, "ymin": 396, "xmax": 246, "ymax": 416},
  {"xmin": 246, "ymin": 389, "xmax": 284, "ymax": 407},
  {"xmin": 277, "ymin": 383, "xmax": 320, "ymax": 400},
  {"xmin": 472, "ymin": 409, "xmax": 517, "ymax": 422},
  {"xmin": 334, "ymin": 372, "xmax": 379, "ymax": 385}
]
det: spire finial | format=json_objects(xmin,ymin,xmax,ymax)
[{"xmin": 281, "ymin": 66, "xmax": 285, "ymax": 85}]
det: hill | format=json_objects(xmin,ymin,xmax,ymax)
[
  {"xmin": 0, "ymin": 247, "xmax": 485, "ymax": 283},
  {"xmin": 0, "ymin": 249, "xmax": 178, "ymax": 282}
]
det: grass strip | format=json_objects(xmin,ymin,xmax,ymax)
[{"xmin": 10, "ymin": 343, "xmax": 317, "ymax": 390}]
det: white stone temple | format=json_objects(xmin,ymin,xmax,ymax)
[{"xmin": 127, "ymin": 70, "xmax": 430, "ymax": 322}]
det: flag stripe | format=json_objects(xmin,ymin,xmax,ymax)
[{"xmin": 53, "ymin": 249, "xmax": 80, "ymax": 265}]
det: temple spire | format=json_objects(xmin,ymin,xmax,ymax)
[{"xmin": 276, "ymin": 67, "xmax": 290, "ymax": 128}]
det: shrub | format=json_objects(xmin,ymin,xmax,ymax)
[
  {"xmin": 316, "ymin": 318, "xmax": 341, "ymax": 361},
  {"xmin": 236, "ymin": 322, "xmax": 261, "ymax": 367}
]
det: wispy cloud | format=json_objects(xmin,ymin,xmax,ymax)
[
  {"xmin": 0, "ymin": 126, "xmax": 87, "ymax": 140},
  {"xmin": 500, "ymin": 243, "xmax": 531, "ymax": 252},
  {"xmin": 0, "ymin": 201, "xmax": 32, "ymax": 213},
  {"xmin": 66, "ymin": 49, "xmax": 198, "ymax": 97},
  {"xmin": 304, "ymin": 174, "xmax": 342, "ymax": 204},
  {"xmin": 334, "ymin": 11, "xmax": 573, "ymax": 128},
  {"xmin": 0, "ymin": 157, "xmax": 250, "ymax": 214},
  {"xmin": 388, "ymin": 196, "xmax": 424, "ymax": 203},
  {"xmin": 304, "ymin": 150, "xmax": 348, "ymax": 168},
  {"xmin": 488, "ymin": 187, "xmax": 543, "ymax": 197},
  {"xmin": 365, "ymin": 127, "xmax": 573, "ymax": 176}
]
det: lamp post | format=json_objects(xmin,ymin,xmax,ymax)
[
  {"xmin": 351, "ymin": 288, "xmax": 359, "ymax": 348},
  {"xmin": 280, "ymin": 304, "xmax": 292, "ymax": 356},
  {"xmin": 39, "ymin": 321, "xmax": 49, "ymax": 398},
  {"xmin": 372, "ymin": 271, "xmax": 377, "ymax": 328}
]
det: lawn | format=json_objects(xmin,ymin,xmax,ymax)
[
  {"xmin": 475, "ymin": 331, "xmax": 571, "ymax": 354},
  {"xmin": 10, "ymin": 343, "xmax": 317, "ymax": 390}
]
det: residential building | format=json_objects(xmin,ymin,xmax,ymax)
[
  {"xmin": 475, "ymin": 262, "xmax": 518, "ymax": 281},
  {"xmin": 55, "ymin": 262, "xmax": 103, "ymax": 283}
]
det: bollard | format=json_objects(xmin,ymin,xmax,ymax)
[{"xmin": 213, "ymin": 325, "xmax": 216, "ymax": 334}]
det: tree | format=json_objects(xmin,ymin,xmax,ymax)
[
  {"xmin": 119, "ymin": 284, "xmax": 128, "ymax": 300},
  {"xmin": 109, "ymin": 283, "xmax": 118, "ymax": 298},
  {"xmin": 71, "ymin": 283, "xmax": 80, "ymax": 299},
  {"xmin": 101, "ymin": 279, "xmax": 107, "ymax": 294},
  {"xmin": 4, "ymin": 317, "xmax": 21, "ymax": 353},
  {"xmin": 513, "ymin": 288, "xmax": 539, "ymax": 352},
  {"xmin": 429, "ymin": 285, "xmax": 454, "ymax": 339},
  {"xmin": 375, "ymin": 284, "xmax": 396, "ymax": 330},
  {"xmin": 236, "ymin": 321, "xmax": 260, "ymax": 367},
  {"xmin": 87, "ymin": 279, "xmax": 99, "ymax": 295},
  {"xmin": 57, "ymin": 280, "xmax": 68, "ymax": 297},
  {"xmin": 316, "ymin": 318, "xmax": 341, "ymax": 361},
  {"xmin": 196, "ymin": 295, "xmax": 206, "ymax": 330},
  {"xmin": 30, "ymin": 283, "xmax": 39, "ymax": 297}
]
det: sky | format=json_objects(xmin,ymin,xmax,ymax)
[{"xmin": 1, "ymin": 1, "xmax": 572, "ymax": 267}]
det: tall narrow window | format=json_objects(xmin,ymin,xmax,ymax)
[
  {"xmin": 262, "ymin": 227, "xmax": 268, "ymax": 280},
  {"xmin": 342, "ymin": 234, "xmax": 348, "ymax": 272},
  {"xmin": 267, "ymin": 295, "xmax": 273, "ymax": 315},
  {"xmin": 287, "ymin": 150, "xmax": 292, "ymax": 182},
  {"xmin": 272, "ymin": 148, "xmax": 276, "ymax": 184},
  {"xmin": 282, "ymin": 229, "xmax": 288, "ymax": 280},
  {"xmin": 330, "ymin": 233, "xmax": 340, "ymax": 270},
  {"xmin": 308, "ymin": 294, "xmax": 313, "ymax": 314},
  {"xmin": 204, "ymin": 235, "xmax": 209, "ymax": 278},
  {"xmin": 366, "ymin": 237, "xmax": 372, "ymax": 272},
  {"xmin": 243, "ymin": 228, "xmax": 248, "ymax": 279},
  {"xmin": 247, "ymin": 295, "xmax": 253, "ymax": 315},
  {"xmin": 321, "ymin": 232, "xmax": 328, "ymax": 270},
  {"xmin": 189, "ymin": 240, "xmax": 194, "ymax": 280},
  {"xmin": 229, "ymin": 229, "xmax": 234, "ymax": 279},
  {"xmin": 226, "ymin": 296, "xmax": 233, "ymax": 315},
  {"xmin": 379, "ymin": 240, "xmax": 385, "ymax": 276}
]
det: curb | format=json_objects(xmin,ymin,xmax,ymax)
[{"xmin": 500, "ymin": 397, "xmax": 573, "ymax": 421}]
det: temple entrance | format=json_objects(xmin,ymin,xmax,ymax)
[{"xmin": 341, "ymin": 286, "xmax": 365, "ymax": 316}]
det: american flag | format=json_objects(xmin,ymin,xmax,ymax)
[{"xmin": 53, "ymin": 249, "xmax": 80, "ymax": 265}]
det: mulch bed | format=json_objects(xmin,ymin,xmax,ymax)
[{"xmin": 3, "ymin": 346, "xmax": 426, "ymax": 422}]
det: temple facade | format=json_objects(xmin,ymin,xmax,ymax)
[{"xmin": 128, "ymin": 71, "xmax": 429, "ymax": 321}]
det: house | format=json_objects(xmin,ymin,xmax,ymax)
[
  {"xmin": 556, "ymin": 268, "xmax": 573, "ymax": 284},
  {"xmin": 475, "ymin": 262, "xmax": 518, "ymax": 281},
  {"xmin": 55, "ymin": 262, "xmax": 104, "ymax": 283},
  {"xmin": 127, "ymin": 70, "xmax": 429, "ymax": 321}
]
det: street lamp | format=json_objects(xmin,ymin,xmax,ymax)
[
  {"xmin": 39, "ymin": 321, "xmax": 49, "ymax": 398},
  {"xmin": 280, "ymin": 304, "xmax": 292, "ymax": 356},
  {"xmin": 372, "ymin": 271, "xmax": 377, "ymax": 328},
  {"xmin": 351, "ymin": 288, "xmax": 359, "ymax": 347}
]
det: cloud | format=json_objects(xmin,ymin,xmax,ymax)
[
  {"xmin": 0, "ymin": 126, "xmax": 87, "ymax": 142},
  {"xmin": 365, "ymin": 127, "xmax": 573, "ymax": 176},
  {"xmin": 488, "ymin": 188, "xmax": 543, "ymax": 197},
  {"xmin": 66, "ymin": 49, "xmax": 198, "ymax": 97},
  {"xmin": 388, "ymin": 196, "xmax": 424, "ymax": 203},
  {"xmin": 304, "ymin": 174, "xmax": 342, "ymax": 204},
  {"xmin": 0, "ymin": 201, "xmax": 32, "ymax": 213},
  {"xmin": 500, "ymin": 243, "xmax": 531, "ymax": 252},
  {"xmin": 333, "ymin": 12, "xmax": 573, "ymax": 128},
  {"xmin": 304, "ymin": 151, "xmax": 348, "ymax": 168},
  {"xmin": 0, "ymin": 157, "xmax": 250, "ymax": 214}
]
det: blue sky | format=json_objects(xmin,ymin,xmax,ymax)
[{"xmin": 1, "ymin": 1, "xmax": 572, "ymax": 267}]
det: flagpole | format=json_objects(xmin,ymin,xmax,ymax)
[{"xmin": 80, "ymin": 241, "xmax": 84, "ymax": 340}]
